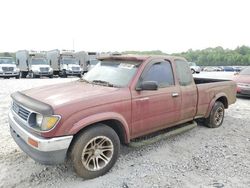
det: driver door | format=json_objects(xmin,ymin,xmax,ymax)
[{"xmin": 131, "ymin": 60, "xmax": 181, "ymax": 138}]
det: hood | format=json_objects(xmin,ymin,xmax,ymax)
[
  {"xmin": 22, "ymin": 81, "xmax": 120, "ymax": 110},
  {"xmin": 233, "ymin": 75, "xmax": 250, "ymax": 84}
]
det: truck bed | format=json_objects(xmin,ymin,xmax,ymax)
[
  {"xmin": 194, "ymin": 78, "xmax": 236, "ymax": 118},
  {"xmin": 194, "ymin": 77, "xmax": 229, "ymax": 84}
]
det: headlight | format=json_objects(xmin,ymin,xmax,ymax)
[
  {"xmin": 36, "ymin": 114, "xmax": 43, "ymax": 126},
  {"xmin": 35, "ymin": 114, "xmax": 60, "ymax": 131}
]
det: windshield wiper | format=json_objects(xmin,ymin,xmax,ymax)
[{"xmin": 91, "ymin": 80, "xmax": 119, "ymax": 87}]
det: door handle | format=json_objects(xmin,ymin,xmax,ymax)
[{"xmin": 172, "ymin": 93, "xmax": 179, "ymax": 97}]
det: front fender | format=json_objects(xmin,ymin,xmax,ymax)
[
  {"xmin": 205, "ymin": 93, "xmax": 228, "ymax": 118},
  {"xmin": 68, "ymin": 112, "xmax": 130, "ymax": 142}
]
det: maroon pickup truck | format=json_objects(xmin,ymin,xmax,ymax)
[{"xmin": 9, "ymin": 55, "xmax": 236, "ymax": 179}]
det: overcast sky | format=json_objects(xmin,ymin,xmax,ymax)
[{"xmin": 0, "ymin": 0, "xmax": 249, "ymax": 53}]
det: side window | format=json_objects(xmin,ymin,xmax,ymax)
[
  {"xmin": 175, "ymin": 60, "xmax": 193, "ymax": 86},
  {"xmin": 143, "ymin": 61, "xmax": 174, "ymax": 88}
]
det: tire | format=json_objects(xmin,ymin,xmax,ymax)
[
  {"xmin": 77, "ymin": 74, "xmax": 82, "ymax": 78},
  {"xmin": 71, "ymin": 124, "xmax": 120, "ymax": 179},
  {"xmin": 30, "ymin": 72, "xmax": 34, "ymax": 78},
  {"xmin": 49, "ymin": 75, "xmax": 53, "ymax": 78},
  {"xmin": 191, "ymin": 69, "xmax": 195, "ymax": 74},
  {"xmin": 62, "ymin": 70, "xmax": 67, "ymax": 78},
  {"xmin": 15, "ymin": 75, "xmax": 20, "ymax": 79},
  {"xmin": 20, "ymin": 71, "xmax": 27, "ymax": 78},
  {"xmin": 204, "ymin": 101, "xmax": 225, "ymax": 128}
]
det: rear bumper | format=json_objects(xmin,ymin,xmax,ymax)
[{"xmin": 9, "ymin": 111, "xmax": 73, "ymax": 164}]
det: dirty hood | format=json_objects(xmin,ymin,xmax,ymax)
[{"xmin": 22, "ymin": 81, "xmax": 119, "ymax": 108}]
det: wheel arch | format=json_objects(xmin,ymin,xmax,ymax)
[
  {"xmin": 69, "ymin": 113, "xmax": 130, "ymax": 145},
  {"xmin": 205, "ymin": 93, "xmax": 228, "ymax": 118}
]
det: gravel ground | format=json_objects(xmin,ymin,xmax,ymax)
[{"xmin": 0, "ymin": 76, "xmax": 249, "ymax": 188}]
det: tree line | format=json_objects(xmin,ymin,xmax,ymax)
[
  {"xmin": 1, "ymin": 46, "xmax": 250, "ymax": 66},
  {"xmin": 123, "ymin": 46, "xmax": 250, "ymax": 66}
]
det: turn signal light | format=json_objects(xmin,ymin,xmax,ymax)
[{"xmin": 28, "ymin": 137, "xmax": 38, "ymax": 148}]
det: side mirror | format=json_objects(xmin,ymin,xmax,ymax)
[{"xmin": 136, "ymin": 81, "xmax": 158, "ymax": 91}]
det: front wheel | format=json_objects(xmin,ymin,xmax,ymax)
[
  {"xmin": 70, "ymin": 124, "xmax": 120, "ymax": 179},
  {"xmin": 204, "ymin": 101, "xmax": 225, "ymax": 128}
]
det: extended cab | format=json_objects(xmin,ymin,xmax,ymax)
[{"xmin": 9, "ymin": 55, "xmax": 236, "ymax": 179}]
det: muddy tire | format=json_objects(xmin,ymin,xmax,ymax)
[
  {"xmin": 204, "ymin": 101, "xmax": 225, "ymax": 128},
  {"xmin": 70, "ymin": 124, "xmax": 120, "ymax": 179}
]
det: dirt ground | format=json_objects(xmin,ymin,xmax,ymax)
[{"xmin": 0, "ymin": 75, "xmax": 249, "ymax": 188}]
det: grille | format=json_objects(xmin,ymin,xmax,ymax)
[
  {"xmin": 12, "ymin": 102, "xmax": 30, "ymax": 121},
  {"xmin": 40, "ymin": 67, "xmax": 49, "ymax": 72},
  {"xmin": 2, "ymin": 67, "xmax": 14, "ymax": 72},
  {"xmin": 72, "ymin": 67, "xmax": 80, "ymax": 71}
]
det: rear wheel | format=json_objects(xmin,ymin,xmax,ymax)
[
  {"xmin": 204, "ymin": 101, "xmax": 224, "ymax": 128},
  {"xmin": 71, "ymin": 124, "xmax": 120, "ymax": 179}
]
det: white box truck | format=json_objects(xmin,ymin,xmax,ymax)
[
  {"xmin": 16, "ymin": 50, "xmax": 53, "ymax": 78},
  {"xmin": 47, "ymin": 50, "xmax": 82, "ymax": 77},
  {"xmin": 75, "ymin": 51, "xmax": 100, "ymax": 73},
  {"xmin": 0, "ymin": 57, "xmax": 20, "ymax": 79}
]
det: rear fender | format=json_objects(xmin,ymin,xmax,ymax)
[{"xmin": 205, "ymin": 93, "xmax": 228, "ymax": 118}]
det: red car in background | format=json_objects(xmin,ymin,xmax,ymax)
[{"xmin": 233, "ymin": 67, "xmax": 250, "ymax": 97}]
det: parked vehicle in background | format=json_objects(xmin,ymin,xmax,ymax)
[
  {"xmin": 74, "ymin": 51, "xmax": 88, "ymax": 74},
  {"xmin": 233, "ymin": 67, "xmax": 250, "ymax": 97},
  {"xmin": 233, "ymin": 66, "xmax": 243, "ymax": 72},
  {"xmin": 203, "ymin": 66, "xmax": 223, "ymax": 72},
  {"xmin": 16, "ymin": 50, "xmax": 53, "ymax": 78},
  {"xmin": 74, "ymin": 51, "xmax": 100, "ymax": 74},
  {"xmin": 87, "ymin": 58, "xmax": 100, "ymax": 71},
  {"xmin": 222, "ymin": 66, "xmax": 235, "ymax": 72},
  {"xmin": 9, "ymin": 55, "xmax": 236, "ymax": 179},
  {"xmin": 188, "ymin": 62, "xmax": 201, "ymax": 74},
  {"xmin": 47, "ymin": 50, "xmax": 82, "ymax": 78},
  {"xmin": 0, "ymin": 57, "xmax": 20, "ymax": 79}
]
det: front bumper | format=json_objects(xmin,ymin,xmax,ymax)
[
  {"xmin": 237, "ymin": 86, "xmax": 250, "ymax": 96},
  {"xmin": 9, "ymin": 111, "xmax": 73, "ymax": 164},
  {"xmin": 66, "ymin": 70, "xmax": 82, "ymax": 75},
  {"xmin": 34, "ymin": 72, "xmax": 53, "ymax": 76},
  {"xmin": 0, "ymin": 72, "xmax": 19, "ymax": 77}
]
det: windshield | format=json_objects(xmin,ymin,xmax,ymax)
[
  {"xmin": 188, "ymin": 62, "xmax": 196, "ymax": 66},
  {"xmin": 83, "ymin": 60, "xmax": 140, "ymax": 87},
  {"xmin": 62, "ymin": 58, "xmax": 78, "ymax": 65},
  {"xmin": 31, "ymin": 58, "xmax": 48, "ymax": 65},
  {"xmin": 0, "ymin": 58, "xmax": 15, "ymax": 64},
  {"xmin": 89, "ymin": 59, "xmax": 99, "ymax": 65},
  {"xmin": 239, "ymin": 67, "xmax": 250, "ymax": 75}
]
